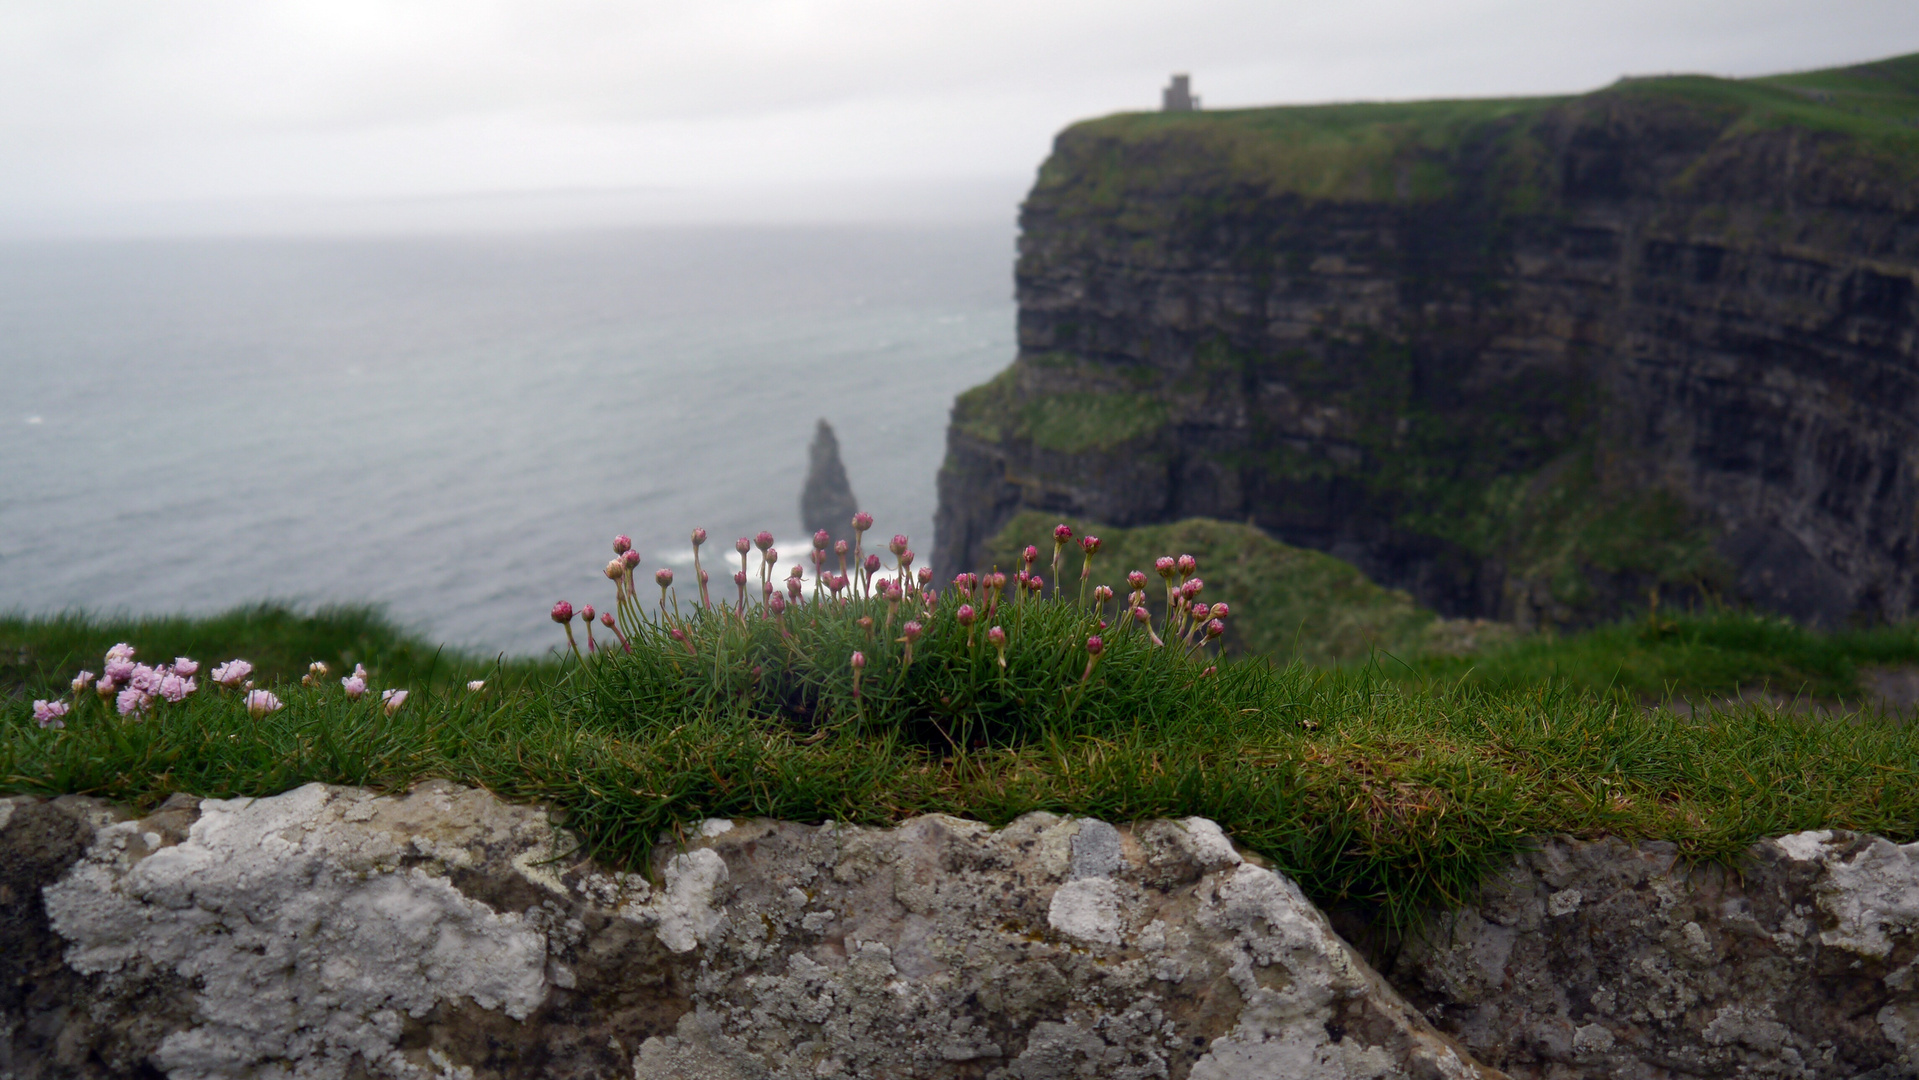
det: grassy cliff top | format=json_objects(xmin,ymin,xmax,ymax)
[{"xmin": 1033, "ymin": 51, "xmax": 1919, "ymax": 208}]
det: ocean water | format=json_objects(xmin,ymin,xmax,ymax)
[{"xmin": 0, "ymin": 225, "xmax": 1017, "ymax": 654}]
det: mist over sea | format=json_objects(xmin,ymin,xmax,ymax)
[{"xmin": 1, "ymin": 225, "xmax": 1016, "ymax": 655}]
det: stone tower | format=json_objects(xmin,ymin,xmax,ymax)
[{"xmin": 1162, "ymin": 74, "xmax": 1199, "ymax": 112}]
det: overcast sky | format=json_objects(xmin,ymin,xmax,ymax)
[{"xmin": 3, "ymin": 0, "xmax": 1917, "ymax": 234}]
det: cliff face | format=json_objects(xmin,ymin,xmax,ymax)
[{"xmin": 935, "ymin": 55, "xmax": 1919, "ymax": 627}]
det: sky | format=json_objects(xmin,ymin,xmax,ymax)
[{"xmin": 3, "ymin": 0, "xmax": 1918, "ymax": 235}]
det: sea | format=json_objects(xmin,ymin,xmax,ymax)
[{"xmin": 0, "ymin": 225, "xmax": 1018, "ymax": 655}]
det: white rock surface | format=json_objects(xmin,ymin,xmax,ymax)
[{"xmin": 8, "ymin": 785, "xmax": 1496, "ymax": 1080}]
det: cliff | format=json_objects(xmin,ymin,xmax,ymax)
[{"xmin": 934, "ymin": 53, "xmax": 1919, "ymax": 628}]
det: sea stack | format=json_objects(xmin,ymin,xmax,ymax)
[{"xmin": 800, "ymin": 419, "xmax": 858, "ymax": 545}]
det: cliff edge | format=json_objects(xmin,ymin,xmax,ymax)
[{"xmin": 934, "ymin": 53, "xmax": 1919, "ymax": 628}]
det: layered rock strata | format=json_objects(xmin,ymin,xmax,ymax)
[
  {"xmin": 934, "ymin": 57, "xmax": 1919, "ymax": 627},
  {"xmin": 0, "ymin": 785, "xmax": 1489, "ymax": 1080}
]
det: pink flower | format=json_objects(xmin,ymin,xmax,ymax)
[
  {"xmin": 900, "ymin": 550, "xmax": 914, "ymax": 570},
  {"xmin": 33, "ymin": 699, "xmax": 69, "ymax": 729},
  {"xmin": 1155, "ymin": 557, "xmax": 1176, "ymax": 579},
  {"xmin": 889, "ymin": 534, "xmax": 909, "ymax": 556},
  {"xmin": 245, "ymin": 689, "xmax": 282, "ymax": 717},
  {"xmin": 623, "ymin": 550, "xmax": 641, "ymax": 569},
  {"xmin": 351, "ymin": 663, "xmax": 368, "ymax": 682},
  {"xmin": 1026, "ymin": 574, "xmax": 1044, "ymax": 593},
  {"xmin": 382, "ymin": 689, "xmax": 408, "ymax": 716},
  {"xmin": 212, "ymin": 659, "xmax": 254, "ymax": 688},
  {"xmin": 755, "ymin": 531, "xmax": 775, "ymax": 552},
  {"xmin": 850, "ymin": 651, "xmax": 866, "ymax": 669},
  {"xmin": 466, "ymin": 680, "xmax": 486, "ymax": 692},
  {"xmin": 581, "ymin": 604, "xmax": 595, "ymax": 622},
  {"xmin": 986, "ymin": 626, "xmax": 1006, "ymax": 647},
  {"xmin": 764, "ymin": 547, "xmax": 779, "ymax": 567},
  {"xmin": 172, "ymin": 657, "xmax": 200, "ymax": 677},
  {"xmin": 342, "ymin": 675, "xmax": 367, "ymax": 699},
  {"xmin": 128, "ymin": 664, "xmax": 162, "ymax": 693},
  {"xmin": 1191, "ymin": 603, "xmax": 1211, "ymax": 621},
  {"xmin": 901, "ymin": 621, "xmax": 923, "ymax": 643},
  {"xmin": 735, "ymin": 536, "xmax": 752, "ymax": 555},
  {"xmin": 956, "ymin": 604, "xmax": 976, "ymax": 626},
  {"xmin": 834, "ymin": 540, "xmax": 849, "ymax": 556},
  {"xmin": 95, "ymin": 676, "xmax": 116, "ymax": 698},
  {"xmin": 104, "ymin": 658, "xmax": 135, "ymax": 683},
  {"xmin": 105, "ymin": 642, "xmax": 135, "ymax": 663},
  {"xmin": 1209, "ymin": 603, "xmax": 1230, "ymax": 620},
  {"xmin": 786, "ymin": 577, "xmax": 803, "ymax": 599},
  {"xmin": 1023, "ymin": 545, "xmax": 1039, "ymax": 566},
  {"xmin": 1128, "ymin": 571, "xmax": 1148, "ymax": 590},
  {"xmin": 1181, "ymin": 578, "xmax": 1205, "ymax": 598},
  {"xmin": 117, "ymin": 687, "xmax": 152, "ymax": 717},
  {"xmin": 813, "ymin": 530, "xmax": 831, "ymax": 549},
  {"xmin": 733, "ymin": 570, "xmax": 748, "ymax": 586},
  {"xmin": 71, "ymin": 669, "xmax": 95, "ymax": 694},
  {"xmin": 605, "ymin": 559, "xmax": 626, "ymax": 581},
  {"xmin": 613, "ymin": 534, "xmax": 632, "ymax": 555},
  {"xmin": 600, "ymin": 611, "xmax": 616, "ymax": 628},
  {"xmin": 1085, "ymin": 635, "xmax": 1104, "ymax": 657},
  {"xmin": 768, "ymin": 593, "xmax": 786, "ymax": 615},
  {"xmin": 551, "ymin": 601, "xmax": 574, "ymax": 624},
  {"xmin": 1054, "ymin": 524, "xmax": 1073, "ymax": 544},
  {"xmin": 691, "ymin": 528, "xmax": 708, "ymax": 546},
  {"xmin": 1093, "ymin": 585, "xmax": 1114, "ymax": 604},
  {"xmin": 158, "ymin": 674, "xmax": 194, "ymax": 703},
  {"xmin": 1176, "ymin": 554, "xmax": 1197, "ymax": 575},
  {"xmin": 1133, "ymin": 606, "xmax": 1151, "ymax": 624},
  {"xmin": 1080, "ymin": 535, "xmax": 1101, "ymax": 555},
  {"xmin": 851, "ymin": 512, "xmax": 873, "ymax": 532},
  {"xmin": 1206, "ymin": 619, "xmax": 1226, "ymax": 639},
  {"xmin": 864, "ymin": 554, "xmax": 882, "ymax": 575}
]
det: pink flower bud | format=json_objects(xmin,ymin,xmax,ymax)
[
  {"xmin": 1210, "ymin": 602, "xmax": 1230, "ymax": 620},
  {"xmin": 691, "ymin": 528, "xmax": 707, "ymax": 546},
  {"xmin": 1206, "ymin": 619, "xmax": 1225, "ymax": 638},
  {"xmin": 764, "ymin": 548, "xmax": 779, "ymax": 566},
  {"xmin": 987, "ymin": 626, "xmax": 1006, "ymax": 647},
  {"xmin": 382, "ymin": 688, "xmax": 409, "ymax": 716},
  {"xmin": 1086, "ymin": 636, "xmax": 1103, "ymax": 656},
  {"xmin": 1128, "ymin": 570, "xmax": 1148, "ymax": 590},
  {"xmin": 851, "ymin": 651, "xmax": 866, "ymax": 669},
  {"xmin": 1098, "ymin": 619, "xmax": 1109, "ymax": 630},
  {"xmin": 600, "ymin": 612, "xmax": 615, "ymax": 628},
  {"xmin": 988, "ymin": 572, "xmax": 1006, "ymax": 590},
  {"xmin": 769, "ymin": 593, "xmax": 786, "ymax": 615},
  {"xmin": 918, "ymin": 567, "xmax": 933, "ymax": 585},
  {"xmin": 1092, "ymin": 585, "xmax": 1113, "ymax": 603},
  {"xmin": 900, "ymin": 550, "xmax": 914, "ymax": 569},
  {"xmin": 835, "ymin": 539, "xmax": 849, "ymax": 556},
  {"xmin": 852, "ymin": 511, "xmax": 873, "ymax": 532},
  {"xmin": 1177, "ymin": 554, "xmax": 1197, "ymax": 575},
  {"xmin": 1026, "ymin": 575, "xmax": 1044, "ymax": 593},
  {"xmin": 551, "ymin": 601, "xmax": 573, "ymax": 623},
  {"xmin": 605, "ymin": 560, "xmax": 625, "ymax": 581},
  {"xmin": 1155, "ymin": 557, "xmax": 1176, "ymax": 578},
  {"xmin": 755, "ymin": 531, "xmax": 775, "ymax": 552},
  {"xmin": 735, "ymin": 537, "xmax": 751, "ymax": 554},
  {"xmin": 1132, "ymin": 606, "xmax": 1151, "ymax": 623},
  {"xmin": 342, "ymin": 675, "xmax": 367, "ymax": 700},
  {"xmin": 580, "ymin": 605, "xmax": 595, "ymax": 622},
  {"xmin": 1023, "ymin": 545, "xmax": 1039, "ymax": 565},
  {"xmin": 865, "ymin": 554, "xmax": 882, "ymax": 575},
  {"xmin": 1191, "ymin": 603, "xmax": 1210, "ymax": 621},
  {"xmin": 956, "ymin": 604, "xmax": 976, "ymax": 626},
  {"xmin": 699, "ymin": 569, "xmax": 710, "ymax": 584},
  {"xmin": 888, "ymin": 534, "xmax": 909, "ymax": 556},
  {"xmin": 901, "ymin": 621, "xmax": 923, "ymax": 643},
  {"xmin": 1080, "ymin": 535, "xmax": 1101, "ymax": 555},
  {"xmin": 813, "ymin": 529, "xmax": 831, "ymax": 549},
  {"xmin": 620, "ymin": 550, "xmax": 639, "ymax": 570},
  {"xmin": 811, "ymin": 548, "xmax": 826, "ymax": 566},
  {"xmin": 1182, "ymin": 578, "xmax": 1205, "ymax": 598},
  {"xmin": 1054, "ymin": 524, "xmax": 1073, "ymax": 543},
  {"xmin": 827, "ymin": 574, "xmax": 846, "ymax": 595},
  {"xmin": 923, "ymin": 588, "xmax": 939, "ymax": 605},
  {"xmin": 790, "ymin": 564, "xmax": 805, "ymax": 578},
  {"xmin": 857, "ymin": 616, "xmax": 873, "ymax": 632},
  {"xmin": 656, "ymin": 568, "xmax": 674, "ymax": 587},
  {"xmin": 733, "ymin": 570, "xmax": 748, "ymax": 586},
  {"xmin": 613, "ymin": 534, "xmax": 632, "ymax": 555},
  {"xmin": 71, "ymin": 670, "xmax": 95, "ymax": 694},
  {"xmin": 787, "ymin": 577, "xmax": 803, "ymax": 599}
]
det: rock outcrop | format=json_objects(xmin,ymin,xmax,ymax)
[
  {"xmin": 1390, "ymin": 832, "xmax": 1919, "ymax": 1078},
  {"xmin": 934, "ymin": 54, "xmax": 1919, "ymax": 628},
  {"xmin": 1, "ymin": 785, "xmax": 1491, "ymax": 1080},
  {"xmin": 801, "ymin": 419, "xmax": 860, "ymax": 548}
]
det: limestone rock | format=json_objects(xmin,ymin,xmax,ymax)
[
  {"xmin": 800, "ymin": 419, "xmax": 859, "ymax": 548},
  {"xmin": 1392, "ymin": 831, "xmax": 1919, "ymax": 1078},
  {"xmin": 2, "ymin": 784, "xmax": 1495, "ymax": 1080}
]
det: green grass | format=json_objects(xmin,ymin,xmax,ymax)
[
  {"xmin": 950, "ymin": 363, "xmax": 1169, "ymax": 454},
  {"xmin": 9, "ymin": 534, "xmax": 1919, "ymax": 929},
  {"xmin": 0, "ymin": 604, "xmax": 552, "ymax": 707},
  {"xmin": 1412, "ymin": 610, "xmax": 1919, "ymax": 703},
  {"xmin": 979, "ymin": 512, "xmax": 1441, "ymax": 666}
]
